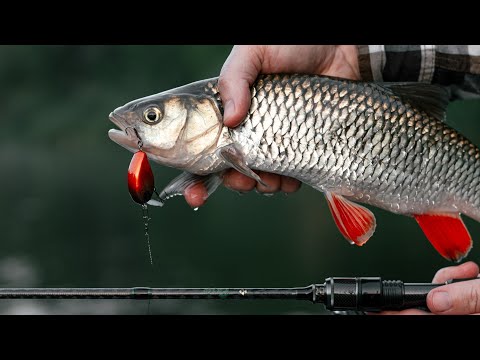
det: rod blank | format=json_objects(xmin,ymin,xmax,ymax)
[{"xmin": 0, "ymin": 286, "xmax": 315, "ymax": 301}]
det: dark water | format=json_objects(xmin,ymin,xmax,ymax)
[{"xmin": 0, "ymin": 45, "xmax": 479, "ymax": 314}]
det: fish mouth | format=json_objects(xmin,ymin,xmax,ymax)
[
  {"xmin": 108, "ymin": 111, "xmax": 126, "ymax": 130},
  {"xmin": 107, "ymin": 112, "xmax": 140, "ymax": 154}
]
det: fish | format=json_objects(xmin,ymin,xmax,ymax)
[{"xmin": 108, "ymin": 74, "xmax": 480, "ymax": 262}]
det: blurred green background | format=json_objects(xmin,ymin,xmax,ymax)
[{"xmin": 0, "ymin": 45, "xmax": 479, "ymax": 314}]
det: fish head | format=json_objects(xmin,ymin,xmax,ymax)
[{"xmin": 108, "ymin": 78, "xmax": 224, "ymax": 169}]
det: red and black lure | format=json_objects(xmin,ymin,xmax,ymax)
[
  {"xmin": 127, "ymin": 150, "xmax": 155, "ymax": 205},
  {"xmin": 127, "ymin": 150, "xmax": 155, "ymax": 265}
]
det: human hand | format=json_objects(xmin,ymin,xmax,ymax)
[
  {"xmin": 377, "ymin": 261, "xmax": 480, "ymax": 315},
  {"xmin": 184, "ymin": 45, "xmax": 360, "ymax": 207}
]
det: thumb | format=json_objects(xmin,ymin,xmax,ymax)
[
  {"xmin": 218, "ymin": 46, "xmax": 263, "ymax": 128},
  {"xmin": 427, "ymin": 278, "xmax": 480, "ymax": 314}
]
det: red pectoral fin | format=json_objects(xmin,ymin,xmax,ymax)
[
  {"xmin": 414, "ymin": 213, "xmax": 472, "ymax": 262},
  {"xmin": 325, "ymin": 192, "xmax": 376, "ymax": 246}
]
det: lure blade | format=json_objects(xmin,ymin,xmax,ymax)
[{"xmin": 127, "ymin": 150, "xmax": 155, "ymax": 205}]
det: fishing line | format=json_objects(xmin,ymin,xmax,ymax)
[
  {"xmin": 141, "ymin": 193, "xmax": 154, "ymax": 315},
  {"xmin": 138, "ymin": 146, "xmax": 153, "ymax": 314},
  {"xmin": 141, "ymin": 204, "xmax": 153, "ymax": 266}
]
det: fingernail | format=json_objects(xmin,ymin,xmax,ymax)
[
  {"xmin": 432, "ymin": 291, "xmax": 452, "ymax": 312},
  {"xmin": 224, "ymin": 184, "xmax": 237, "ymax": 193},
  {"xmin": 224, "ymin": 100, "xmax": 234, "ymax": 119},
  {"xmin": 223, "ymin": 179, "xmax": 231, "ymax": 190}
]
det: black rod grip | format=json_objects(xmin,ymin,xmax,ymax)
[
  {"xmin": 323, "ymin": 277, "xmax": 443, "ymax": 311},
  {"xmin": 401, "ymin": 283, "xmax": 439, "ymax": 309}
]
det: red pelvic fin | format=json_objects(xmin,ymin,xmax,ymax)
[
  {"xmin": 414, "ymin": 213, "xmax": 473, "ymax": 262},
  {"xmin": 325, "ymin": 192, "xmax": 376, "ymax": 246}
]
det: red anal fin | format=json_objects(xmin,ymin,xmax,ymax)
[
  {"xmin": 414, "ymin": 213, "xmax": 473, "ymax": 262},
  {"xmin": 325, "ymin": 192, "xmax": 376, "ymax": 246}
]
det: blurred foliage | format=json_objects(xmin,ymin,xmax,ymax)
[{"xmin": 0, "ymin": 45, "xmax": 479, "ymax": 314}]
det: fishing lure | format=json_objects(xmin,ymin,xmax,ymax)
[
  {"xmin": 127, "ymin": 150, "xmax": 155, "ymax": 265},
  {"xmin": 127, "ymin": 150, "xmax": 155, "ymax": 205}
]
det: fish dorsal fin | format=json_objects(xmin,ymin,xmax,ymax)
[
  {"xmin": 325, "ymin": 192, "xmax": 376, "ymax": 246},
  {"xmin": 377, "ymin": 82, "xmax": 449, "ymax": 122},
  {"xmin": 414, "ymin": 212, "xmax": 473, "ymax": 262}
]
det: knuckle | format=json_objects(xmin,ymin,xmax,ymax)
[
  {"xmin": 433, "ymin": 269, "xmax": 445, "ymax": 281},
  {"xmin": 468, "ymin": 285, "xmax": 480, "ymax": 313},
  {"xmin": 433, "ymin": 267, "xmax": 449, "ymax": 282}
]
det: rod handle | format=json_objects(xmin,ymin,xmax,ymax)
[{"xmin": 323, "ymin": 277, "xmax": 478, "ymax": 312}]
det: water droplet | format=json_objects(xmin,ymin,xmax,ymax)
[
  {"xmin": 263, "ymin": 193, "xmax": 274, "ymax": 197},
  {"xmin": 193, "ymin": 207, "xmax": 199, "ymax": 211}
]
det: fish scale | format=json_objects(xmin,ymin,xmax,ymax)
[{"xmin": 227, "ymin": 74, "xmax": 480, "ymax": 220}]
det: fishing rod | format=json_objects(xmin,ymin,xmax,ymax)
[{"xmin": 0, "ymin": 277, "xmax": 476, "ymax": 312}]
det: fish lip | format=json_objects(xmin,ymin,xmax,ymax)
[
  {"xmin": 108, "ymin": 111, "xmax": 126, "ymax": 130},
  {"xmin": 108, "ymin": 111, "xmax": 145, "ymax": 150},
  {"xmin": 108, "ymin": 111, "xmax": 130, "ymax": 143},
  {"xmin": 108, "ymin": 128, "xmax": 140, "ymax": 155}
]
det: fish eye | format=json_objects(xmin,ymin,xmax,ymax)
[{"xmin": 143, "ymin": 107, "xmax": 162, "ymax": 124}]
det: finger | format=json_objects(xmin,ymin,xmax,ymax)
[
  {"xmin": 280, "ymin": 176, "xmax": 302, "ymax": 193},
  {"xmin": 432, "ymin": 261, "xmax": 479, "ymax": 283},
  {"xmin": 256, "ymin": 171, "xmax": 281, "ymax": 193},
  {"xmin": 184, "ymin": 182, "xmax": 208, "ymax": 208},
  {"xmin": 427, "ymin": 279, "xmax": 480, "ymax": 315},
  {"xmin": 223, "ymin": 169, "xmax": 256, "ymax": 192},
  {"xmin": 218, "ymin": 45, "xmax": 263, "ymax": 128},
  {"xmin": 370, "ymin": 309, "xmax": 432, "ymax": 315}
]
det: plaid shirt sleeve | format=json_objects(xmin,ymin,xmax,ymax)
[{"xmin": 357, "ymin": 45, "xmax": 480, "ymax": 100}]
